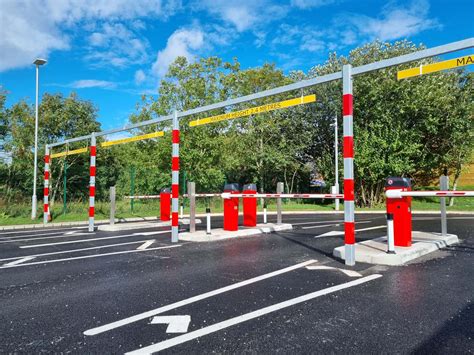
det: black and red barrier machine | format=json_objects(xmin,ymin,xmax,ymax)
[{"xmin": 385, "ymin": 177, "xmax": 412, "ymax": 248}]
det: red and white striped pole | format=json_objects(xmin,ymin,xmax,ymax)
[
  {"xmin": 343, "ymin": 64, "xmax": 355, "ymax": 266},
  {"xmin": 171, "ymin": 110, "xmax": 180, "ymax": 243},
  {"xmin": 43, "ymin": 145, "xmax": 50, "ymax": 224},
  {"xmin": 89, "ymin": 133, "xmax": 96, "ymax": 232}
]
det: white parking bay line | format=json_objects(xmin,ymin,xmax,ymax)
[
  {"xmin": 83, "ymin": 259, "xmax": 318, "ymax": 336},
  {"xmin": 0, "ymin": 227, "xmax": 87, "ymax": 236},
  {"xmin": 126, "ymin": 274, "xmax": 383, "ymax": 354},
  {"xmin": 3, "ymin": 256, "xmax": 36, "ymax": 266},
  {"xmin": 292, "ymin": 220, "xmax": 343, "ymax": 226},
  {"xmin": 300, "ymin": 221, "xmax": 372, "ymax": 230},
  {"xmin": 0, "ymin": 232, "xmax": 96, "ymax": 244},
  {"xmin": 0, "ymin": 240, "xmax": 157, "ymax": 262},
  {"xmin": 0, "ymin": 245, "xmax": 181, "ymax": 269},
  {"xmin": 20, "ymin": 231, "xmax": 170, "ymax": 249}
]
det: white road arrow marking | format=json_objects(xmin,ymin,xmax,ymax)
[
  {"xmin": 314, "ymin": 225, "xmax": 385, "ymax": 238},
  {"xmin": 150, "ymin": 315, "xmax": 191, "ymax": 333},
  {"xmin": 301, "ymin": 220, "xmax": 372, "ymax": 230},
  {"xmin": 137, "ymin": 240, "xmax": 154, "ymax": 250},
  {"xmin": 3, "ymin": 256, "xmax": 36, "ymax": 266},
  {"xmin": 306, "ymin": 265, "xmax": 362, "ymax": 277}
]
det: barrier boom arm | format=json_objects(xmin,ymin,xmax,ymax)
[{"xmin": 386, "ymin": 190, "xmax": 474, "ymax": 198}]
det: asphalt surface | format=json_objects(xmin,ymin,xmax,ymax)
[{"xmin": 0, "ymin": 213, "xmax": 472, "ymax": 354}]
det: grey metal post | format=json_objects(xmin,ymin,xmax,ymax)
[
  {"xmin": 440, "ymin": 175, "xmax": 449, "ymax": 236},
  {"xmin": 263, "ymin": 201, "xmax": 267, "ymax": 224},
  {"xmin": 188, "ymin": 181, "xmax": 196, "ymax": 233},
  {"xmin": 206, "ymin": 207, "xmax": 211, "ymax": 235},
  {"xmin": 386, "ymin": 213, "xmax": 395, "ymax": 254},
  {"xmin": 109, "ymin": 186, "xmax": 116, "ymax": 225},
  {"xmin": 277, "ymin": 182, "xmax": 283, "ymax": 224}
]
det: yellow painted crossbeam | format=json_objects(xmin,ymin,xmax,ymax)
[
  {"xmin": 397, "ymin": 55, "xmax": 474, "ymax": 80},
  {"xmin": 100, "ymin": 130, "xmax": 164, "ymax": 147},
  {"xmin": 50, "ymin": 147, "xmax": 88, "ymax": 159},
  {"xmin": 189, "ymin": 94, "xmax": 317, "ymax": 127},
  {"xmin": 50, "ymin": 131, "xmax": 165, "ymax": 159}
]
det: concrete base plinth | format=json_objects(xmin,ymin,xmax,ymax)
[
  {"xmin": 98, "ymin": 218, "xmax": 200, "ymax": 232},
  {"xmin": 179, "ymin": 223, "xmax": 293, "ymax": 242},
  {"xmin": 333, "ymin": 231, "xmax": 459, "ymax": 266}
]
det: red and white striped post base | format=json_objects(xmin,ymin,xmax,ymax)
[
  {"xmin": 89, "ymin": 133, "xmax": 96, "ymax": 232},
  {"xmin": 43, "ymin": 146, "xmax": 50, "ymax": 224},
  {"xmin": 171, "ymin": 110, "xmax": 180, "ymax": 243},
  {"xmin": 343, "ymin": 64, "xmax": 355, "ymax": 266}
]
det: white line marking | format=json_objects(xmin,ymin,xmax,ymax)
[
  {"xmin": 306, "ymin": 265, "xmax": 362, "ymax": 277},
  {"xmin": 314, "ymin": 225, "xmax": 385, "ymax": 238},
  {"xmin": 0, "ymin": 227, "xmax": 87, "ymax": 235},
  {"xmin": 0, "ymin": 240, "xmax": 158, "ymax": 262},
  {"xmin": 0, "ymin": 245, "xmax": 181, "ymax": 269},
  {"xmin": 0, "ymin": 232, "xmax": 96, "ymax": 244},
  {"xmin": 83, "ymin": 259, "xmax": 318, "ymax": 336},
  {"xmin": 292, "ymin": 220, "xmax": 343, "ymax": 225},
  {"xmin": 3, "ymin": 256, "xmax": 36, "ymax": 266},
  {"xmin": 20, "ymin": 231, "xmax": 170, "ymax": 249},
  {"xmin": 150, "ymin": 315, "xmax": 191, "ymax": 333},
  {"xmin": 301, "ymin": 220, "xmax": 372, "ymax": 230},
  {"xmin": 126, "ymin": 274, "xmax": 383, "ymax": 354},
  {"xmin": 137, "ymin": 240, "xmax": 154, "ymax": 250},
  {"xmin": 0, "ymin": 231, "xmax": 70, "ymax": 240}
]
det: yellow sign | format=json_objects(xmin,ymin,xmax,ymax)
[
  {"xmin": 189, "ymin": 94, "xmax": 317, "ymax": 127},
  {"xmin": 50, "ymin": 147, "xmax": 88, "ymax": 159},
  {"xmin": 397, "ymin": 55, "xmax": 474, "ymax": 80},
  {"xmin": 50, "ymin": 131, "xmax": 165, "ymax": 159},
  {"xmin": 100, "ymin": 131, "xmax": 164, "ymax": 147}
]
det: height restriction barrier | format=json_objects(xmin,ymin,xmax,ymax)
[
  {"xmin": 189, "ymin": 94, "xmax": 316, "ymax": 127},
  {"xmin": 397, "ymin": 54, "xmax": 473, "ymax": 80}
]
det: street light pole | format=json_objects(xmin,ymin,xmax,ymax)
[
  {"xmin": 31, "ymin": 58, "xmax": 47, "ymax": 220},
  {"xmin": 334, "ymin": 113, "xmax": 340, "ymax": 211}
]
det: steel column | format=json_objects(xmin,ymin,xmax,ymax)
[
  {"xmin": 171, "ymin": 111, "xmax": 180, "ymax": 243},
  {"xmin": 43, "ymin": 146, "xmax": 50, "ymax": 224},
  {"xmin": 88, "ymin": 133, "xmax": 96, "ymax": 232}
]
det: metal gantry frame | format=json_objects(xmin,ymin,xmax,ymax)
[{"xmin": 43, "ymin": 38, "xmax": 474, "ymax": 264}]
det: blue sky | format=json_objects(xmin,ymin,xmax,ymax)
[{"xmin": 1, "ymin": 0, "xmax": 473, "ymax": 132}]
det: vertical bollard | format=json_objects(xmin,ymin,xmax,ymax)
[
  {"xmin": 263, "ymin": 200, "xmax": 267, "ymax": 224},
  {"xmin": 342, "ymin": 64, "xmax": 356, "ymax": 266},
  {"xmin": 43, "ymin": 145, "xmax": 50, "ymax": 224},
  {"xmin": 171, "ymin": 110, "xmax": 180, "ymax": 243},
  {"xmin": 180, "ymin": 202, "xmax": 184, "ymax": 218},
  {"xmin": 386, "ymin": 213, "xmax": 395, "ymax": 254},
  {"xmin": 89, "ymin": 133, "xmax": 96, "ymax": 232},
  {"xmin": 440, "ymin": 174, "xmax": 449, "ymax": 236},
  {"xmin": 188, "ymin": 182, "xmax": 196, "ymax": 233},
  {"xmin": 277, "ymin": 182, "xmax": 283, "ymax": 224},
  {"xmin": 110, "ymin": 186, "xmax": 116, "ymax": 226},
  {"xmin": 206, "ymin": 207, "xmax": 211, "ymax": 235}
]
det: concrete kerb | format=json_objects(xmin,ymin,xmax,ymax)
[
  {"xmin": 333, "ymin": 231, "xmax": 459, "ymax": 265},
  {"xmin": 179, "ymin": 223, "xmax": 293, "ymax": 242}
]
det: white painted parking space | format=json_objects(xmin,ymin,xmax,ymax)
[
  {"xmin": 20, "ymin": 230, "xmax": 170, "ymax": 249},
  {"xmin": 83, "ymin": 259, "xmax": 318, "ymax": 336},
  {"xmin": 0, "ymin": 239, "xmax": 159, "ymax": 263},
  {"xmin": 125, "ymin": 274, "xmax": 382, "ymax": 354},
  {"xmin": 0, "ymin": 244, "xmax": 181, "ymax": 269}
]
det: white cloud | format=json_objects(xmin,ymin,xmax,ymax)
[
  {"xmin": 85, "ymin": 22, "xmax": 149, "ymax": 68},
  {"xmin": 0, "ymin": 0, "xmax": 181, "ymax": 72},
  {"xmin": 290, "ymin": 0, "xmax": 336, "ymax": 9},
  {"xmin": 196, "ymin": 0, "xmax": 288, "ymax": 32},
  {"xmin": 151, "ymin": 27, "xmax": 205, "ymax": 77},
  {"xmin": 68, "ymin": 79, "xmax": 117, "ymax": 89},
  {"xmin": 347, "ymin": 0, "xmax": 439, "ymax": 41},
  {"xmin": 134, "ymin": 70, "xmax": 146, "ymax": 85}
]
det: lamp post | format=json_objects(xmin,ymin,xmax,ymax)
[
  {"xmin": 31, "ymin": 58, "xmax": 47, "ymax": 220},
  {"xmin": 333, "ymin": 113, "xmax": 340, "ymax": 211}
]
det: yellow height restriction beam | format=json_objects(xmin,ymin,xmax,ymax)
[
  {"xmin": 50, "ymin": 147, "xmax": 88, "ymax": 159},
  {"xmin": 50, "ymin": 131, "xmax": 165, "ymax": 159},
  {"xmin": 397, "ymin": 54, "xmax": 474, "ymax": 80},
  {"xmin": 100, "ymin": 130, "xmax": 164, "ymax": 147},
  {"xmin": 189, "ymin": 94, "xmax": 317, "ymax": 127}
]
